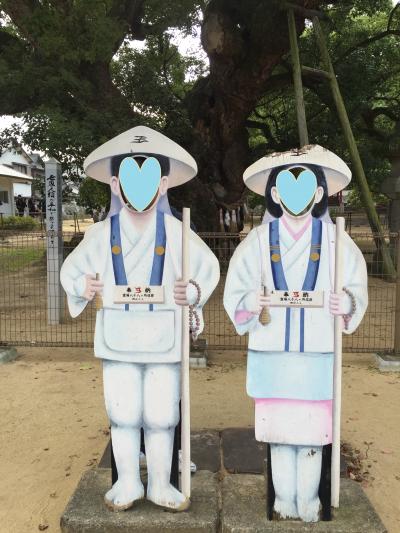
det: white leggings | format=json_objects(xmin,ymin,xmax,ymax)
[
  {"xmin": 270, "ymin": 443, "xmax": 322, "ymax": 522},
  {"xmin": 102, "ymin": 360, "xmax": 181, "ymax": 430},
  {"xmin": 102, "ymin": 360, "xmax": 181, "ymax": 496}
]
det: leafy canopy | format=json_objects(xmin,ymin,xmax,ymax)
[{"xmin": 0, "ymin": 0, "xmax": 398, "ymax": 213}]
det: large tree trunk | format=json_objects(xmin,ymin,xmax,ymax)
[
  {"xmin": 0, "ymin": 0, "xmax": 323, "ymax": 231},
  {"xmin": 180, "ymin": 0, "xmax": 322, "ymax": 230}
]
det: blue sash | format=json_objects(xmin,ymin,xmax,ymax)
[
  {"xmin": 269, "ymin": 217, "xmax": 322, "ymax": 352},
  {"xmin": 110, "ymin": 210, "xmax": 167, "ymax": 311}
]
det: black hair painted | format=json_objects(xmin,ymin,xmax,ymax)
[
  {"xmin": 111, "ymin": 153, "xmax": 170, "ymax": 177},
  {"xmin": 264, "ymin": 163, "xmax": 328, "ymax": 218}
]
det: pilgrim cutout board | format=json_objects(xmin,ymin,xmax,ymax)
[
  {"xmin": 224, "ymin": 145, "xmax": 368, "ymax": 522},
  {"xmin": 61, "ymin": 125, "xmax": 220, "ymax": 512}
]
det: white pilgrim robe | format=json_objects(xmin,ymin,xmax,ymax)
[
  {"xmin": 223, "ymin": 218, "xmax": 368, "ymax": 354},
  {"xmin": 60, "ymin": 207, "xmax": 220, "ymax": 363}
]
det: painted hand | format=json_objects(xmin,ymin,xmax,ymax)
[
  {"xmin": 329, "ymin": 290, "xmax": 348, "ymax": 316},
  {"xmin": 256, "ymin": 291, "xmax": 271, "ymax": 315},
  {"xmin": 174, "ymin": 280, "xmax": 189, "ymax": 306},
  {"xmin": 83, "ymin": 274, "xmax": 104, "ymax": 301},
  {"xmin": 243, "ymin": 290, "xmax": 271, "ymax": 315}
]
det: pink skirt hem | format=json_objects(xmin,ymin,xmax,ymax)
[{"xmin": 254, "ymin": 398, "xmax": 332, "ymax": 446}]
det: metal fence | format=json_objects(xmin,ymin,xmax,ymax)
[
  {"xmin": 249, "ymin": 208, "xmax": 390, "ymax": 235},
  {"xmin": 0, "ymin": 227, "xmax": 398, "ymax": 353}
]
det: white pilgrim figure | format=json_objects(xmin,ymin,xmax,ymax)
[
  {"xmin": 223, "ymin": 145, "xmax": 368, "ymax": 522},
  {"xmin": 60, "ymin": 126, "xmax": 220, "ymax": 512}
]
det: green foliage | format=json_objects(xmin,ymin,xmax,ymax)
[
  {"xmin": 346, "ymin": 188, "xmax": 389, "ymax": 208},
  {"xmin": 77, "ymin": 178, "xmax": 110, "ymax": 213},
  {"xmin": 248, "ymin": 1, "xmax": 400, "ymax": 197},
  {"xmin": 0, "ymin": 0, "xmax": 205, "ymax": 201},
  {"xmin": 0, "ymin": 0, "xmax": 398, "ymax": 217},
  {"xmin": 0, "ymin": 215, "xmax": 40, "ymax": 231},
  {"xmin": 247, "ymin": 191, "xmax": 264, "ymax": 210}
]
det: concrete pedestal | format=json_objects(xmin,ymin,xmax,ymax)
[
  {"xmin": 61, "ymin": 469, "xmax": 219, "ymax": 533},
  {"xmin": 375, "ymin": 353, "xmax": 400, "ymax": 372},
  {"xmin": 61, "ymin": 430, "xmax": 386, "ymax": 533},
  {"xmin": 221, "ymin": 474, "xmax": 386, "ymax": 532},
  {"xmin": 0, "ymin": 346, "xmax": 18, "ymax": 364}
]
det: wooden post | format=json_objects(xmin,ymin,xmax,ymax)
[
  {"xmin": 313, "ymin": 16, "xmax": 396, "ymax": 279},
  {"xmin": 288, "ymin": 9, "xmax": 309, "ymax": 147},
  {"xmin": 181, "ymin": 207, "xmax": 191, "ymax": 498},
  {"xmin": 331, "ymin": 217, "xmax": 344, "ymax": 507},
  {"xmin": 45, "ymin": 158, "xmax": 64, "ymax": 325},
  {"xmin": 394, "ymin": 232, "xmax": 400, "ymax": 354}
]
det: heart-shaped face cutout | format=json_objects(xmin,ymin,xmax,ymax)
[
  {"xmin": 276, "ymin": 168, "xmax": 317, "ymax": 216},
  {"xmin": 119, "ymin": 156, "xmax": 161, "ymax": 212}
]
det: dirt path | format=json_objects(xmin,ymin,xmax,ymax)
[{"xmin": 0, "ymin": 348, "xmax": 399, "ymax": 532}]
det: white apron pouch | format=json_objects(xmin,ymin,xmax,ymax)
[{"xmin": 102, "ymin": 308, "xmax": 175, "ymax": 353}]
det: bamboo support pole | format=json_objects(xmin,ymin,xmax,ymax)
[
  {"xmin": 288, "ymin": 9, "xmax": 309, "ymax": 147},
  {"xmin": 313, "ymin": 16, "xmax": 396, "ymax": 279},
  {"xmin": 301, "ymin": 65, "xmax": 331, "ymax": 80},
  {"xmin": 282, "ymin": 1, "xmax": 327, "ymax": 19}
]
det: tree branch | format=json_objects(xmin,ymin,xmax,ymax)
[
  {"xmin": 362, "ymin": 106, "xmax": 400, "ymax": 125},
  {"xmin": 246, "ymin": 118, "xmax": 275, "ymax": 139},
  {"xmin": 123, "ymin": 0, "xmax": 148, "ymax": 40},
  {"xmin": 336, "ymin": 29, "xmax": 400, "ymax": 64},
  {"xmin": 387, "ymin": 1, "xmax": 400, "ymax": 32},
  {"xmin": 335, "ymin": 3, "xmax": 400, "ymax": 65},
  {"xmin": 0, "ymin": 0, "xmax": 40, "ymax": 45},
  {"xmin": 280, "ymin": 1, "xmax": 328, "ymax": 20},
  {"xmin": 157, "ymin": 37, "xmax": 183, "ymax": 102}
]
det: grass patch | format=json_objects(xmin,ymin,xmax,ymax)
[
  {"xmin": 0, "ymin": 247, "xmax": 45, "ymax": 272},
  {"xmin": 0, "ymin": 215, "xmax": 40, "ymax": 231}
]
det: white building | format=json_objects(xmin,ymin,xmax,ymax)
[
  {"xmin": 0, "ymin": 165, "xmax": 33, "ymax": 215},
  {"xmin": 0, "ymin": 146, "xmax": 45, "ymax": 216}
]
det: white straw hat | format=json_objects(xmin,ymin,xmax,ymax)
[
  {"xmin": 83, "ymin": 125, "xmax": 197, "ymax": 187},
  {"xmin": 243, "ymin": 145, "xmax": 351, "ymax": 196}
]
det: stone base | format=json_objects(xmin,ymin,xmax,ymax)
[
  {"xmin": 60, "ymin": 469, "xmax": 219, "ymax": 533},
  {"xmin": 62, "ymin": 432, "xmax": 387, "ymax": 533},
  {"xmin": 0, "ymin": 346, "xmax": 18, "ymax": 364},
  {"xmin": 375, "ymin": 353, "xmax": 400, "ymax": 372},
  {"xmin": 190, "ymin": 338, "xmax": 208, "ymax": 368},
  {"xmin": 221, "ymin": 474, "xmax": 386, "ymax": 532},
  {"xmin": 190, "ymin": 356, "xmax": 207, "ymax": 368}
]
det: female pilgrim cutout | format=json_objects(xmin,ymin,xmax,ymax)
[
  {"xmin": 60, "ymin": 126, "xmax": 220, "ymax": 512},
  {"xmin": 223, "ymin": 146, "xmax": 368, "ymax": 522}
]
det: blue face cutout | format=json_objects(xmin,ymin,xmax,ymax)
[
  {"xmin": 119, "ymin": 156, "xmax": 162, "ymax": 212},
  {"xmin": 276, "ymin": 167, "xmax": 317, "ymax": 216}
]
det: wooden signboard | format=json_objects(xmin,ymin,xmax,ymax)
[
  {"xmin": 269, "ymin": 290, "xmax": 324, "ymax": 308},
  {"xmin": 113, "ymin": 285, "xmax": 165, "ymax": 304}
]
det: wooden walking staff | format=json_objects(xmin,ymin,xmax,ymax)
[
  {"xmin": 259, "ymin": 282, "xmax": 271, "ymax": 325},
  {"xmin": 95, "ymin": 273, "xmax": 103, "ymax": 310},
  {"xmin": 181, "ymin": 207, "xmax": 191, "ymax": 498},
  {"xmin": 331, "ymin": 217, "xmax": 345, "ymax": 507}
]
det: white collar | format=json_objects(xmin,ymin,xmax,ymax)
[{"xmin": 118, "ymin": 207, "xmax": 157, "ymax": 247}]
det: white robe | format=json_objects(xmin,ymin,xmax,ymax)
[
  {"xmin": 223, "ymin": 219, "xmax": 368, "ymax": 354},
  {"xmin": 60, "ymin": 208, "xmax": 220, "ymax": 363}
]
